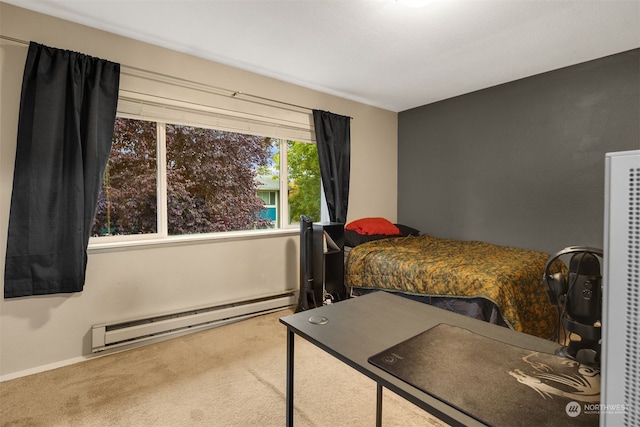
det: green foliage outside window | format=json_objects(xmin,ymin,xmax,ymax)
[{"xmin": 286, "ymin": 141, "xmax": 321, "ymax": 223}]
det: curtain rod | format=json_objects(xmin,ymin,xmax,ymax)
[{"xmin": 1, "ymin": 34, "xmax": 352, "ymax": 118}]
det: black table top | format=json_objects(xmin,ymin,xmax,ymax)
[{"xmin": 280, "ymin": 291, "xmax": 562, "ymax": 427}]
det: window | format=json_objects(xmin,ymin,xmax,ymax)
[
  {"xmin": 258, "ymin": 189, "xmax": 278, "ymax": 226},
  {"xmin": 93, "ymin": 117, "xmax": 158, "ymax": 237},
  {"xmin": 285, "ymin": 140, "xmax": 321, "ymax": 224},
  {"xmin": 165, "ymin": 124, "xmax": 277, "ymax": 234},
  {"xmin": 258, "ymin": 191, "xmax": 277, "ymax": 206},
  {"xmin": 92, "ymin": 116, "xmax": 321, "ymax": 242}
]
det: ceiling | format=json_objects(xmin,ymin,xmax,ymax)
[{"xmin": 5, "ymin": 0, "xmax": 640, "ymax": 112}]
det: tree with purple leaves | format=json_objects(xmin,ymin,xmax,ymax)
[{"xmin": 92, "ymin": 118, "xmax": 273, "ymax": 237}]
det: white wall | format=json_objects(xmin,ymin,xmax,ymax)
[{"xmin": 0, "ymin": 3, "xmax": 398, "ymax": 378}]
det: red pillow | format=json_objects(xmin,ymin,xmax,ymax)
[{"xmin": 345, "ymin": 217, "xmax": 401, "ymax": 236}]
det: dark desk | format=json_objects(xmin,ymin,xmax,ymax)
[{"xmin": 280, "ymin": 291, "xmax": 562, "ymax": 427}]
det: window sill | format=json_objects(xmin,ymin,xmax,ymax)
[{"xmin": 88, "ymin": 228, "xmax": 300, "ymax": 253}]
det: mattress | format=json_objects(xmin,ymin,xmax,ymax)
[{"xmin": 346, "ymin": 234, "xmax": 560, "ymax": 338}]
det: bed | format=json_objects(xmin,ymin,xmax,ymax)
[{"xmin": 344, "ymin": 219, "xmax": 560, "ymax": 339}]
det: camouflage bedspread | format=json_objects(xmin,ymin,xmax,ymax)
[{"xmin": 345, "ymin": 235, "xmax": 559, "ymax": 338}]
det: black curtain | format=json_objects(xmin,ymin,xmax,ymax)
[
  {"xmin": 4, "ymin": 42, "xmax": 120, "ymax": 298},
  {"xmin": 312, "ymin": 110, "xmax": 351, "ymax": 224}
]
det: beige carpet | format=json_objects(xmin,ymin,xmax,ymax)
[{"xmin": 0, "ymin": 308, "xmax": 449, "ymax": 427}]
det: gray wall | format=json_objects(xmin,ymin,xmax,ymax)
[{"xmin": 398, "ymin": 49, "xmax": 639, "ymax": 254}]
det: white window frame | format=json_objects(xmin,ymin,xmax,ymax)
[{"xmin": 89, "ymin": 91, "xmax": 321, "ymax": 251}]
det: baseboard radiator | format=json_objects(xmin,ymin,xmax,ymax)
[{"xmin": 91, "ymin": 291, "xmax": 296, "ymax": 353}]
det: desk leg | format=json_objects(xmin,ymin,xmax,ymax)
[
  {"xmin": 376, "ymin": 383, "xmax": 383, "ymax": 427},
  {"xmin": 286, "ymin": 328, "xmax": 295, "ymax": 427}
]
